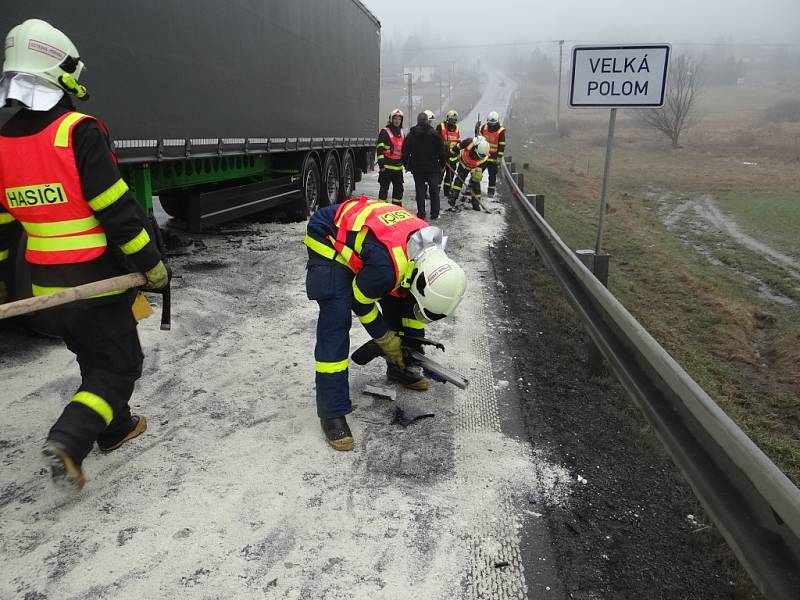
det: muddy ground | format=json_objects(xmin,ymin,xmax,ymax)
[{"xmin": 490, "ymin": 184, "xmax": 763, "ymax": 600}]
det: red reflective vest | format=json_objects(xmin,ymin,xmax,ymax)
[
  {"xmin": 439, "ymin": 122, "xmax": 460, "ymax": 145},
  {"xmin": 458, "ymin": 142, "xmax": 487, "ymax": 170},
  {"xmin": 480, "ymin": 124, "xmax": 505, "ymax": 156},
  {"xmin": 332, "ymin": 196, "xmax": 426, "ymax": 293},
  {"xmin": 0, "ymin": 112, "xmax": 108, "ymax": 265},
  {"xmin": 381, "ymin": 127, "xmax": 404, "ymax": 161}
]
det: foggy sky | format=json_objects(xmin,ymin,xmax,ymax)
[{"xmin": 363, "ymin": 0, "xmax": 800, "ymax": 46}]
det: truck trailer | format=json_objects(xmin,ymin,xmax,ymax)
[{"xmin": 0, "ymin": 0, "xmax": 380, "ymax": 233}]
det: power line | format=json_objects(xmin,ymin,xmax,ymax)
[{"xmin": 390, "ymin": 39, "xmax": 800, "ymax": 53}]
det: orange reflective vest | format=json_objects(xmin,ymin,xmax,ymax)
[
  {"xmin": 0, "ymin": 112, "xmax": 109, "ymax": 265},
  {"xmin": 458, "ymin": 142, "xmax": 487, "ymax": 170},
  {"xmin": 439, "ymin": 122, "xmax": 460, "ymax": 145},
  {"xmin": 331, "ymin": 196, "xmax": 426, "ymax": 293},
  {"xmin": 381, "ymin": 127, "xmax": 404, "ymax": 161},
  {"xmin": 480, "ymin": 124, "xmax": 505, "ymax": 156}
]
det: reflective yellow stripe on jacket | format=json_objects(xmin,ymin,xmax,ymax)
[{"xmin": 21, "ymin": 215, "xmax": 100, "ymax": 237}]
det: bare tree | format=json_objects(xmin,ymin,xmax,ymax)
[{"xmin": 638, "ymin": 54, "xmax": 700, "ymax": 148}]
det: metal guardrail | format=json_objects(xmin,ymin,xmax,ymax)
[{"xmin": 500, "ymin": 159, "xmax": 800, "ymax": 599}]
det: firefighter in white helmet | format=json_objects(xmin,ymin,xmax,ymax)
[
  {"xmin": 475, "ymin": 111, "xmax": 506, "ymax": 198},
  {"xmin": 0, "ymin": 19, "xmax": 168, "ymax": 490},
  {"xmin": 435, "ymin": 110, "xmax": 461, "ymax": 198},
  {"xmin": 304, "ymin": 197, "xmax": 466, "ymax": 450},
  {"xmin": 375, "ymin": 108, "xmax": 405, "ymax": 206},
  {"xmin": 449, "ymin": 136, "xmax": 490, "ymax": 211}
]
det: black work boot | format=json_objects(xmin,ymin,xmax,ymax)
[
  {"xmin": 98, "ymin": 415, "xmax": 148, "ymax": 452},
  {"xmin": 42, "ymin": 442, "xmax": 86, "ymax": 491},
  {"xmin": 471, "ymin": 199, "xmax": 481, "ymax": 211},
  {"xmin": 387, "ymin": 363, "xmax": 431, "ymax": 391},
  {"xmin": 320, "ymin": 416, "xmax": 354, "ymax": 451}
]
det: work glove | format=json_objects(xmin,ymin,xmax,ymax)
[
  {"xmin": 0, "ymin": 281, "xmax": 7, "ymax": 304},
  {"xmin": 143, "ymin": 260, "xmax": 169, "ymax": 290},
  {"xmin": 375, "ymin": 330, "xmax": 405, "ymax": 368}
]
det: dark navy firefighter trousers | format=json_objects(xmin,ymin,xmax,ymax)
[{"xmin": 306, "ymin": 254, "xmax": 422, "ymax": 419}]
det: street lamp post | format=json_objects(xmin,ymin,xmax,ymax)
[{"xmin": 404, "ymin": 72, "xmax": 413, "ymax": 123}]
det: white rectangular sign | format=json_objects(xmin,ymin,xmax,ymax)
[{"xmin": 569, "ymin": 44, "xmax": 670, "ymax": 108}]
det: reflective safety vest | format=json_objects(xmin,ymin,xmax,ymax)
[
  {"xmin": 305, "ymin": 197, "xmax": 426, "ymax": 295},
  {"xmin": 480, "ymin": 124, "xmax": 505, "ymax": 156},
  {"xmin": 381, "ymin": 127, "xmax": 404, "ymax": 161},
  {"xmin": 458, "ymin": 142, "xmax": 487, "ymax": 170},
  {"xmin": 439, "ymin": 122, "xmax": 460, "ymax": 145},
  {"xmin": 0, "ymin": 112, "xmax": 109, "ymax": 265}
]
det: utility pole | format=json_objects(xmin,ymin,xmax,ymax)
[
  {"xmin": 439, "ymin": 78, "xmax": 443, "ymax": 118},
  {"xmin": 556, "ymin": 40, "xmax": 564, "ymax": 136},
  {"xmin": 405, "ymin": 72, "xmax": 413, "ymax": 123}
]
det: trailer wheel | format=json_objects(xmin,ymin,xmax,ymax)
[
  {"xmin": 290, "ymin": 153, "xmax": 321, "ymax": 221},
  {"xmin": 321, "ymin": 152, "xmax": 340, "ymax": 206},
  {"xmin": 339, "ymin": 150, "xmax": 356, "ymax": 201},
  {"xmin": 158, "ymin": 192, "xmax": 188, "ymax": 220}
]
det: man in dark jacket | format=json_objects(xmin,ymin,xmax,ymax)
[{"xmin": 402, "ymin": 112, "xmax": 447, "ymax": 220}]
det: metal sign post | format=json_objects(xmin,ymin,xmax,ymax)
[
  {"xmin": 595, "ymin": 107, "xmax": 617, "ymax": 255},
  {"xmin": 569, "ymin": 44, "xmax": 670, "ymax": 255}
]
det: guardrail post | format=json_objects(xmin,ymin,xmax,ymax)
[
  {"xmin": 526, "ymin": 194, "xmax": 544, "ymax": 258},
  {"xmin": 512, "ymin": 172, "xmax": 524, "ymax": 192},
  {"xmin": 575, "ymin": 249, "xmax": 610, "ymax": 376}
]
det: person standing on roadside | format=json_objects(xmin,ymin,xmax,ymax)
[
  {"xmin": 376, "ymin": 109, "xmax": 405, "ymax": 206},
  {"xmin": 402, "ymin": 111, "xmax": 447, "ymax": 220}
]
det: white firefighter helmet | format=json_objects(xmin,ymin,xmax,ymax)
[
  {"xmin": 472, "ymin": 136, "xmax": 490, "ymax": 159},
  {"xmin": 445, "ymin": 109, "xmax": 458, "ymax": 124},
  {"xmin": 409, "ymin": 248, "xmax": 467, "ymax": 323},
  {"xmin": 2, "ymin": 19, "xmax": 88, "ymax": 102},
  {"xmin": 389, "ymin": 108, "xmax": 404, "ymax": 125},
  {"xmin": 487, "ymin": 111, "xmax": 500, "ymax": 125},
  {"xmin": 423, "ymin": 109, "xmax": 435, "ymax": 123}
]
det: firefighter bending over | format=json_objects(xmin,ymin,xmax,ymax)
[
  {"xmin": 304, "ymin": 196, "xmax": 467, "ymax": 451},
  {"xmin": 449, "ymin": 136, "xmax": 490, "ymax": 211}
]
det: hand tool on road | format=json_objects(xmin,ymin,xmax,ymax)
[{"xmin": 352, "ymin": 335, "xmax": 469, "ymax": 389}]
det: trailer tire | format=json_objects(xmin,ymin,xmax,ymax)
[
  {"xmin": 158, "ymin": 192, "xmax": 188, "ymax": 220},
  {"xmin": 339, "ymin": 150, "xmax": 356, "ymax": 201},
  {"xmin": 321, "ymin": 151, "xmax": 340, "ymax": 207},
  {"xmin": 289, "ymin": 153, "xmax": 321, "ymax": 221}
]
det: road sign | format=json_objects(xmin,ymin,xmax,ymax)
[{"xmin": 569, "ymin": 44, "xmax": 670, "ymax": 108}]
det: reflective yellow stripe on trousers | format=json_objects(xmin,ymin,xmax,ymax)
[
  {"xmin": 316, "ymin": 359, "xmax": 349, "ymax": 374},
  {"xmin": 71, "ymin": 390, "xmax": 114, "ymax": 425}
]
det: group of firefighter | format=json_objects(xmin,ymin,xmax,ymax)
[
  {"xmin": 0, "ymin": 18, "xmax": 474, "ymax": 490},
  {"xmin": 375, "ymin": 105, "xmax": 507, "ymax": 215}
]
